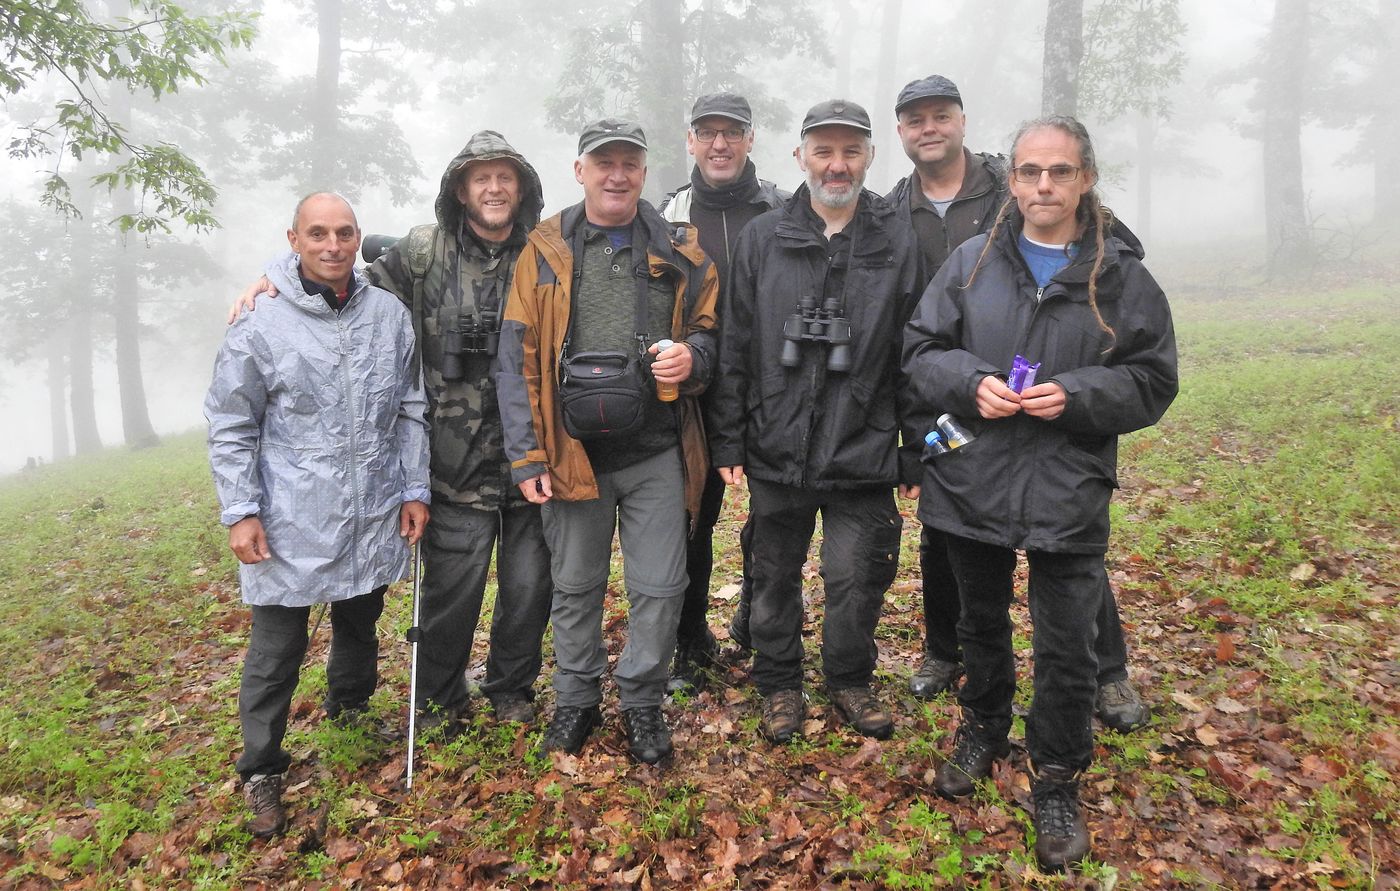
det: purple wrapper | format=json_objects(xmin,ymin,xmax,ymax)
[{"xmin": 1008, "ymin": 354, "xmax": 1041, "ymax": 393}]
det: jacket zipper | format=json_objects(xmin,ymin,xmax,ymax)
[{"xmin": 337, "ymin": 306, "xmax": 363, "ymax": 592}]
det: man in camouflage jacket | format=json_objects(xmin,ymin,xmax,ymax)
[{"xmin": 368, "ymin": 131, "xmax": 552, "ymax": 730}]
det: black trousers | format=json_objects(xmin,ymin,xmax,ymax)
[
  {"xmin": 920, "ymin": 525, "xmax": 1129, "ymax": 684},
  {"xmin": 236, "ymin": 587, "xmax": 386, "ymax": 780},
  {"xmin": 676, "ymin": 467, "xmax": 729, "ymax": 647},
  {"xmin": 943, "ymin": 534, "xmax": 1100, "ymax": 771},
  {"xmin": 747, "ymin": 480, "xmax": 901, "ymax": 695}
]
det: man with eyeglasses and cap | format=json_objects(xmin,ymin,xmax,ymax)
[
  {"xmin": 890, "ymin": 75, "xmax": 1152, "ymax": 735},
  {"xmin": 496, "ymin": 119, "xmax": 720, "ymax": 765},
  {"xmin": 709, "ymin": 100, "xmax": 920, "ymax": 745},
  {"xmin": 659, "ymin": 92, "xmax": 790, "ymax": 694}
]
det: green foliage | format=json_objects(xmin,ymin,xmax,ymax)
[
  {"xmin": 0, "ymin": 0, "xmax": 256, "ymax": 232},
  {"xmin": 1080, "ymin": 0, "xmax": 1187, "ymax": 121}
]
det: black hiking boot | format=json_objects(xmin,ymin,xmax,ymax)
[
  {"xmin": 934, "ymin": 715, "xmax": 1010, "ymax": 799},
  {"xmin": 622, "ymin": 706, "xmax": 673, "ymax": 765}
]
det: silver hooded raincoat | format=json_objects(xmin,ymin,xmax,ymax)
[{"xmin": 205, "ymin": 251, "xmax": 431, "ymax": 607}]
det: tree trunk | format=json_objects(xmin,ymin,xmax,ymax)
[
  {"xmin": 108, "ymin": 91, "xmax": 159, "ymax": 449},
  {"xmin": 67, "ymin": 188, "xmax": 102, "ymax": 456},
  {"xmin": 311, "ymin": 0, "xmax": 343, "ymax": 189},
  {"xmin": 833, "ymin": 0, "xmax": 856, "ymax": 98},
  {"xmin": 1374, "ymin": 2, "xmax": 1400, "ymax": 219},
  {"xmin": 872, "ymin": 0, "xmax": 903, "ymax": 188},
  {"xmin": 637, "ymin": 0, "xmax": 687, "ymax": 201},
  {"xmin": 1261, "ymin": 0, "xmax": 1311, "ymax": 277},
  {"xmin": 1042, "ymin": 0, "xmax": 1084, "ymax": 116},
  {"xmin": 1135, "ymin": 111, "xmax": 1156, "ymax": 246},
  {"xmin": 47, "ymin": 332, "xmax": 70, "ymax": 462}
]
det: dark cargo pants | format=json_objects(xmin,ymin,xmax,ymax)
[
  {"xmin": 414, "ymin": 501, "xmax": 552, "ymax": 715},
  {"xmin": 235, "ymin": 586, "xmax": 385, "ymax": 780},
  {"xmin": 747, "ymin": 480, "xmax": 901, "ymax": 695}
]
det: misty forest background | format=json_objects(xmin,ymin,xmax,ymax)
[
  {"xmin": 2, "ymin": 1, "xmax": 1399, "ymax": 889},
  {"xmin": 0, "ymin": 0, "xmax": 1395, "ymax": 470}
]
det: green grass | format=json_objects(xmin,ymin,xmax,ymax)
[{"xmin": 0, "ymin": 281, "xmax": 1396, "ymax": 887}]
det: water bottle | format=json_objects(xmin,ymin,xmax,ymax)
[{"xmin": 935, "ymin": 413, "xmax": 975, "ymax": 448}]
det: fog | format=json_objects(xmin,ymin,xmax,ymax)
[{"xmin": 0, "ymin": 0, "xmax": 1385, "ymax": 473}]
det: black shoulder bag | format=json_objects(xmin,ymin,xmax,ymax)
[{"xmin": 557, "ymin": 221, "xmax": 653, "ymax": 440}]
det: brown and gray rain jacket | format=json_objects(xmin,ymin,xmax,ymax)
[{"xmin": 495, "ymin": 201, "xmax": 720, "ymax": 519}]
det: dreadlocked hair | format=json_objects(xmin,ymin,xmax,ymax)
[{"xmin": 962, "ymin": 115, "xmax": 1116, "ymax": 351}]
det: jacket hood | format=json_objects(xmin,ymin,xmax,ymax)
[
  {"xmin": 434, "ymin": 130, "xmax": 544, "ymax": 237},
  {"xmin": 265, "ymin": 251, "xmax": 369, "ymax": 315}
]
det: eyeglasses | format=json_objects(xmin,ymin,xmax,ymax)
[
  {"xmin": 1012, "ymin": 164, "xmax": 1081, "ymax": 183},
  {"xmin": 693, "ymin": 126, "xmax": 748, "ymax": 143}
]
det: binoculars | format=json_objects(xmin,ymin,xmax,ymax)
[
  {"xmin": 780, "ymin": 296, "xmax": 852, "ymax": 372},
  {"xmin": 441, "ymin": 310, "xmax": 501, "ymax": 381},
  {"xmin": 361, "ymin": 234, "xmax": 399, "ymax": 264}
]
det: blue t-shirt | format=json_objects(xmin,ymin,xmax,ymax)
[{"xmin": 1018, "ymin": 234, "xmax": 1078, "ymax": 290}]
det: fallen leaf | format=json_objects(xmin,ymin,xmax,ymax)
[
  {"xmin": 1215, "ymin": 633, "xmax": 1236, "ymax": 662},
  {"xmin": 712, "ymin": 583, "xmax": 742, "ymax": 602},
  {"xmin": 1195, "ymin": 724, "xmax": 1221, "ymax": 746},
  {"xmin": 1213, "ymin": 696, "xmax": 1248, "ymax": 714},
  {"xmin": 1290, "ymin": 562, "xmax": 1317, "ymax": 581},
  {"xmin": 1172, "ymin": 690, "xmax": 1206, "ymax": 712}
]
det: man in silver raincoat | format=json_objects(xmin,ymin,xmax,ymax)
[{"xmin": 205, "ymin": 192, "xmax": 430, "ymax": 839}]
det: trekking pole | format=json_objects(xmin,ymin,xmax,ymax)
[{"xmin": 405, "ymin": 541, "xmax": 423, "ymax": 789}]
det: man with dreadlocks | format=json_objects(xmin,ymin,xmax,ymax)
[{"xmin": 902, "ymin": 116, "xmax": 1178, "ymax": 871}]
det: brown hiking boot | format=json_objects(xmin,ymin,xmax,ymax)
[
  {"xmin": 828, "ymin": 686, "xmax": 894, "ymax": 739},
  {"xmin": 1031, "ymin": 763, "xmax": 1090, "ymax": 870},
  {"xmin": 761, "ymin": 689, "xmax": 806, "ymax": 743},
  {"xmin": 243, "ymin": 773, "xmax": 287, "ymax": 839}
]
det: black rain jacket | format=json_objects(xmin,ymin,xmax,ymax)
[
  {"xmin": 710, "ymin": 186, "xmax": 921, "ymax": 490},
  {"xmin": 902, "ymin": 215, "xmax": 1178, "ymax": 554}
]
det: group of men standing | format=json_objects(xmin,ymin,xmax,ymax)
[{"xmin": 206, "ymin": 74, "xmax": 1177, "ymax": 872}]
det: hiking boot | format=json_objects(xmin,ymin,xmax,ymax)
[
  {"xmin": 828, "ymin": 686, "xmax": 894, "ymax": 739},
  {"xmin": 324, "ymin": 697, "xmax": 371, "ymax": 723},
  {"xmin": 727, "ymin": 598, "xmax": 752, "ymax": 652},
  {"xmin": 541, "ymin": 705, "xmax": 601, "ymax": 755},
  {"xmin": 622, "ymin": 706, "xmax": 673, "ymax": 765},
  {"xmin": 666, "ymin": 628, "xmax": 718, "ymax": 695},
  {"xmin": 1095, "ymin": 678, "xmax": 1150, "ymax": 732},
  {"xmin": 761, "ymin": 689, "xmax": 806, "ymax": 744},
  {"xmin": 934, "ymin": 719, "xmax": 1010, "ymax": 799},
  {"xmin": 489, "ymin": 692, "xmax": 535, "ymax": 724},
  {"xmin": 243, "ymin": 773, "xmax": 287, "ymax": 839},
  {"xmin": 1030, "ymin": 763, "xmax": 1090, "ymax": 870},
  {"xmin": 417, "ymin": 705, "xmax": 471, "ymax": 742},
  {"xmin": 908, "ymin": 655, "xmax": 963, "ymax": 699}
]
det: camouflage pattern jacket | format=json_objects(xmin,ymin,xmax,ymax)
[{"xmin": 367, "ymin": 131, "xmax": 544, "ymax": 510}]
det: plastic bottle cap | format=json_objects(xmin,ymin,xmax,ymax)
[
  {"xmin": 654, "ymin": 339, "xmax": 674, "ymax": 351},
  {"xmin": 924, "ymin": 431, "xmax": 942, "ymax": 446}
]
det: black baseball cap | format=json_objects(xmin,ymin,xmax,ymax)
[
  {"xmin": 690, "ymin": 93, "xmax": 752, "ymax": 127},
  {"xmin": 894, "ymin": 74, "xmax": 963, "ymax": 115},
  {"xmin": 800, "ymin": 99, "xmax": 872, "ymax": 136},
  {"xmin": 578, "ymin": 118, "xmax": 648, "ymax": 155}
]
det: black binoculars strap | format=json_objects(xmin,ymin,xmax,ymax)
[{"xmin": 563, "ymin": 217, "xmax": 652, "ymax": 359}]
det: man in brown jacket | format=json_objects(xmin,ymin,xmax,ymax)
[{"xmin": 495, "ymin": 118, "xmax": 719, "ymax": 766}]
